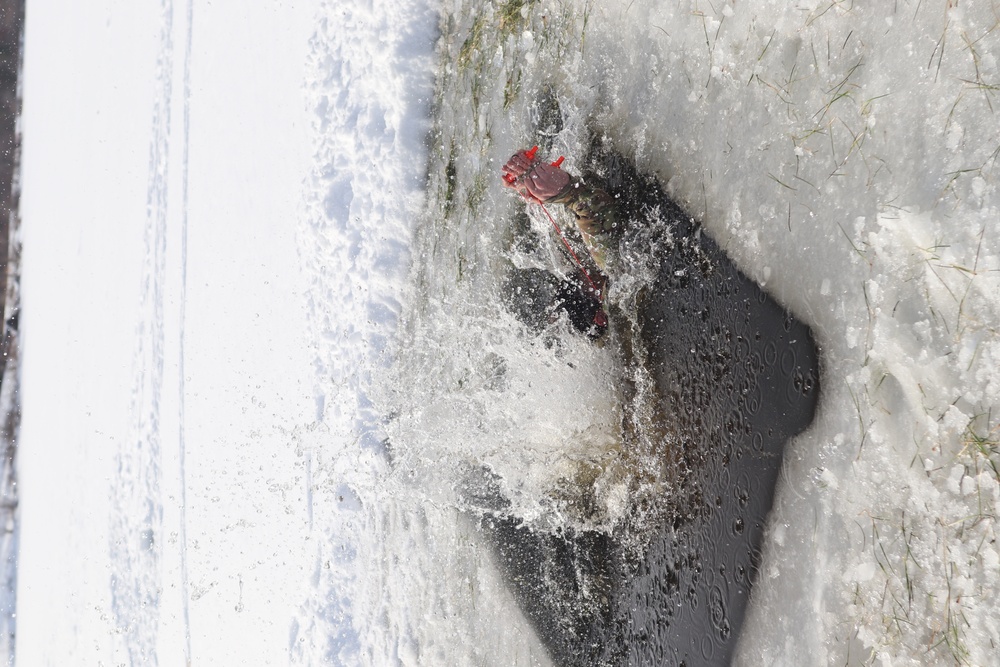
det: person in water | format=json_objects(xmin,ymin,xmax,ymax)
[
  {"xmin": 500, "ymin": 147, "xmax": 622, "ymax": 339},
  {"xmin": 500, "ymin": 268, "xmax": 608, "ymax": 340},
  {"xmin": 501, "ymin": 147, "xmax": 623, "ymax": 273}
]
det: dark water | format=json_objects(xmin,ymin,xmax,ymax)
[{"xmin": 479, "ymin": 143, "xmax": 820, "ymax": 666}]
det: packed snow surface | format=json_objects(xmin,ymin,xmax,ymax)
[{"xmin": 15, "ymin": 0, "xmax": 1000, "ymax": 665}]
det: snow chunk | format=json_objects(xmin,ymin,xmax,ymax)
[
  {"xmin": 946, "ymin": 464, "xmax": 966, "ymax": 495},
  {"xmin": 960, "ymin": 474, "xmax": 978, "ymax": 497},
  {"xmin": 983, "ymin": 546, "xmax": 1000, "ymax": 570},
  {"xmin": 971, "ymin": 176, "xmax": 986, "ymax": 198}
]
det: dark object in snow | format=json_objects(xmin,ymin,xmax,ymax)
[
  {"xmin": 478, "ymin": 145, "xmax": 820, "ymax": 666},
  {"xmin": 501, "ymin": 267, "xmax": 607, "ymax": 340}
]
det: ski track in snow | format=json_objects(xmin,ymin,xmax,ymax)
[
  {"xmin": 109, "ymin": 2, "xmax": 171, "ymax": 661},
  {"xmin": 109, "ymin": 0, "xmax": 193, "ymax": 663},
  {"xmin": 176, "ymin": 0, "xmax": 194, "ymax": 661}
]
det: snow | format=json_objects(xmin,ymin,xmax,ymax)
[
  {"xmin": 18, "ymin": 1, "xmax": 320, "ymax": 664},
  {"xmin": 13, "ymin": 0, "xmax": 1000, "ymax": 665}
]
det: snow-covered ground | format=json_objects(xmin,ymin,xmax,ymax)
[
  {"xmin": 15, "ymin": 0, "xmax": 1000, "ymax": 665},
  {"xmin": 18, "ymin": 1, "xmax": 321, "ymax": 664}
]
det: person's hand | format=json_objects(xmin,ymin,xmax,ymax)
[
  {"xmin": 522, "ymin": 163, "xmax": 570, "ymax": 201},
  {"xmin": 501, "ymin": 149, "xmax": 536, "ymax": 184},
  {"xmin": 501, "ymin": 150, "xmax": 570, "ymax": 202}
]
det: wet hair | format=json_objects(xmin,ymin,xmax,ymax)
[{"xmin": 501, "ymin": 267, "xmax": 607, "ymax": 340}]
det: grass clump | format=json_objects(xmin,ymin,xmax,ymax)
[{"xmin": 458, "ymin": 0, "xmax": 530, "ymax": 70}]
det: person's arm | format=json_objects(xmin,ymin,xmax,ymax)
[
  {"xmin": 501, "ymin": 149, "xmax": 622, "ymax": 271},
  {"xmin": 545, "ymin": 179, "xmax": 621, "ymax": 270}
]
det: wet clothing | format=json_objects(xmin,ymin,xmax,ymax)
[
  {"xmin": 502, "ymin": 156, "xmax": 621, "ymax": 340},
  {"xmin": 502, "ymin": 268, "xmax": 607, "ymax": 340},
  {"xmin": 544, "ymin": 178, "xmax": 623, "ymax": 272}
]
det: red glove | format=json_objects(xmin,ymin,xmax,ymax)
[{"xmin": 501, "ymin": 148, "xmax": 570, "ymax": 202}]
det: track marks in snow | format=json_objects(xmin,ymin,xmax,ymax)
[
  {"xmin": 175, "ymin": 0, "xmax": 194, "ymax": 661},
  {"xmin": 109, "ymin": 2, "xmax": 171, "ymax": 661},
  {"xmin": 109, "ymin": 0, "xmax": 194, "ymax": 663}
]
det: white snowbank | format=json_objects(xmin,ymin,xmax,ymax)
[
  {"xmin": 18, "ymin": 2, "xmax": 320, "ymax": 664},
  {"xmin": 290, "ymin": 0, "xmax": 555, "ymax": 663}
]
